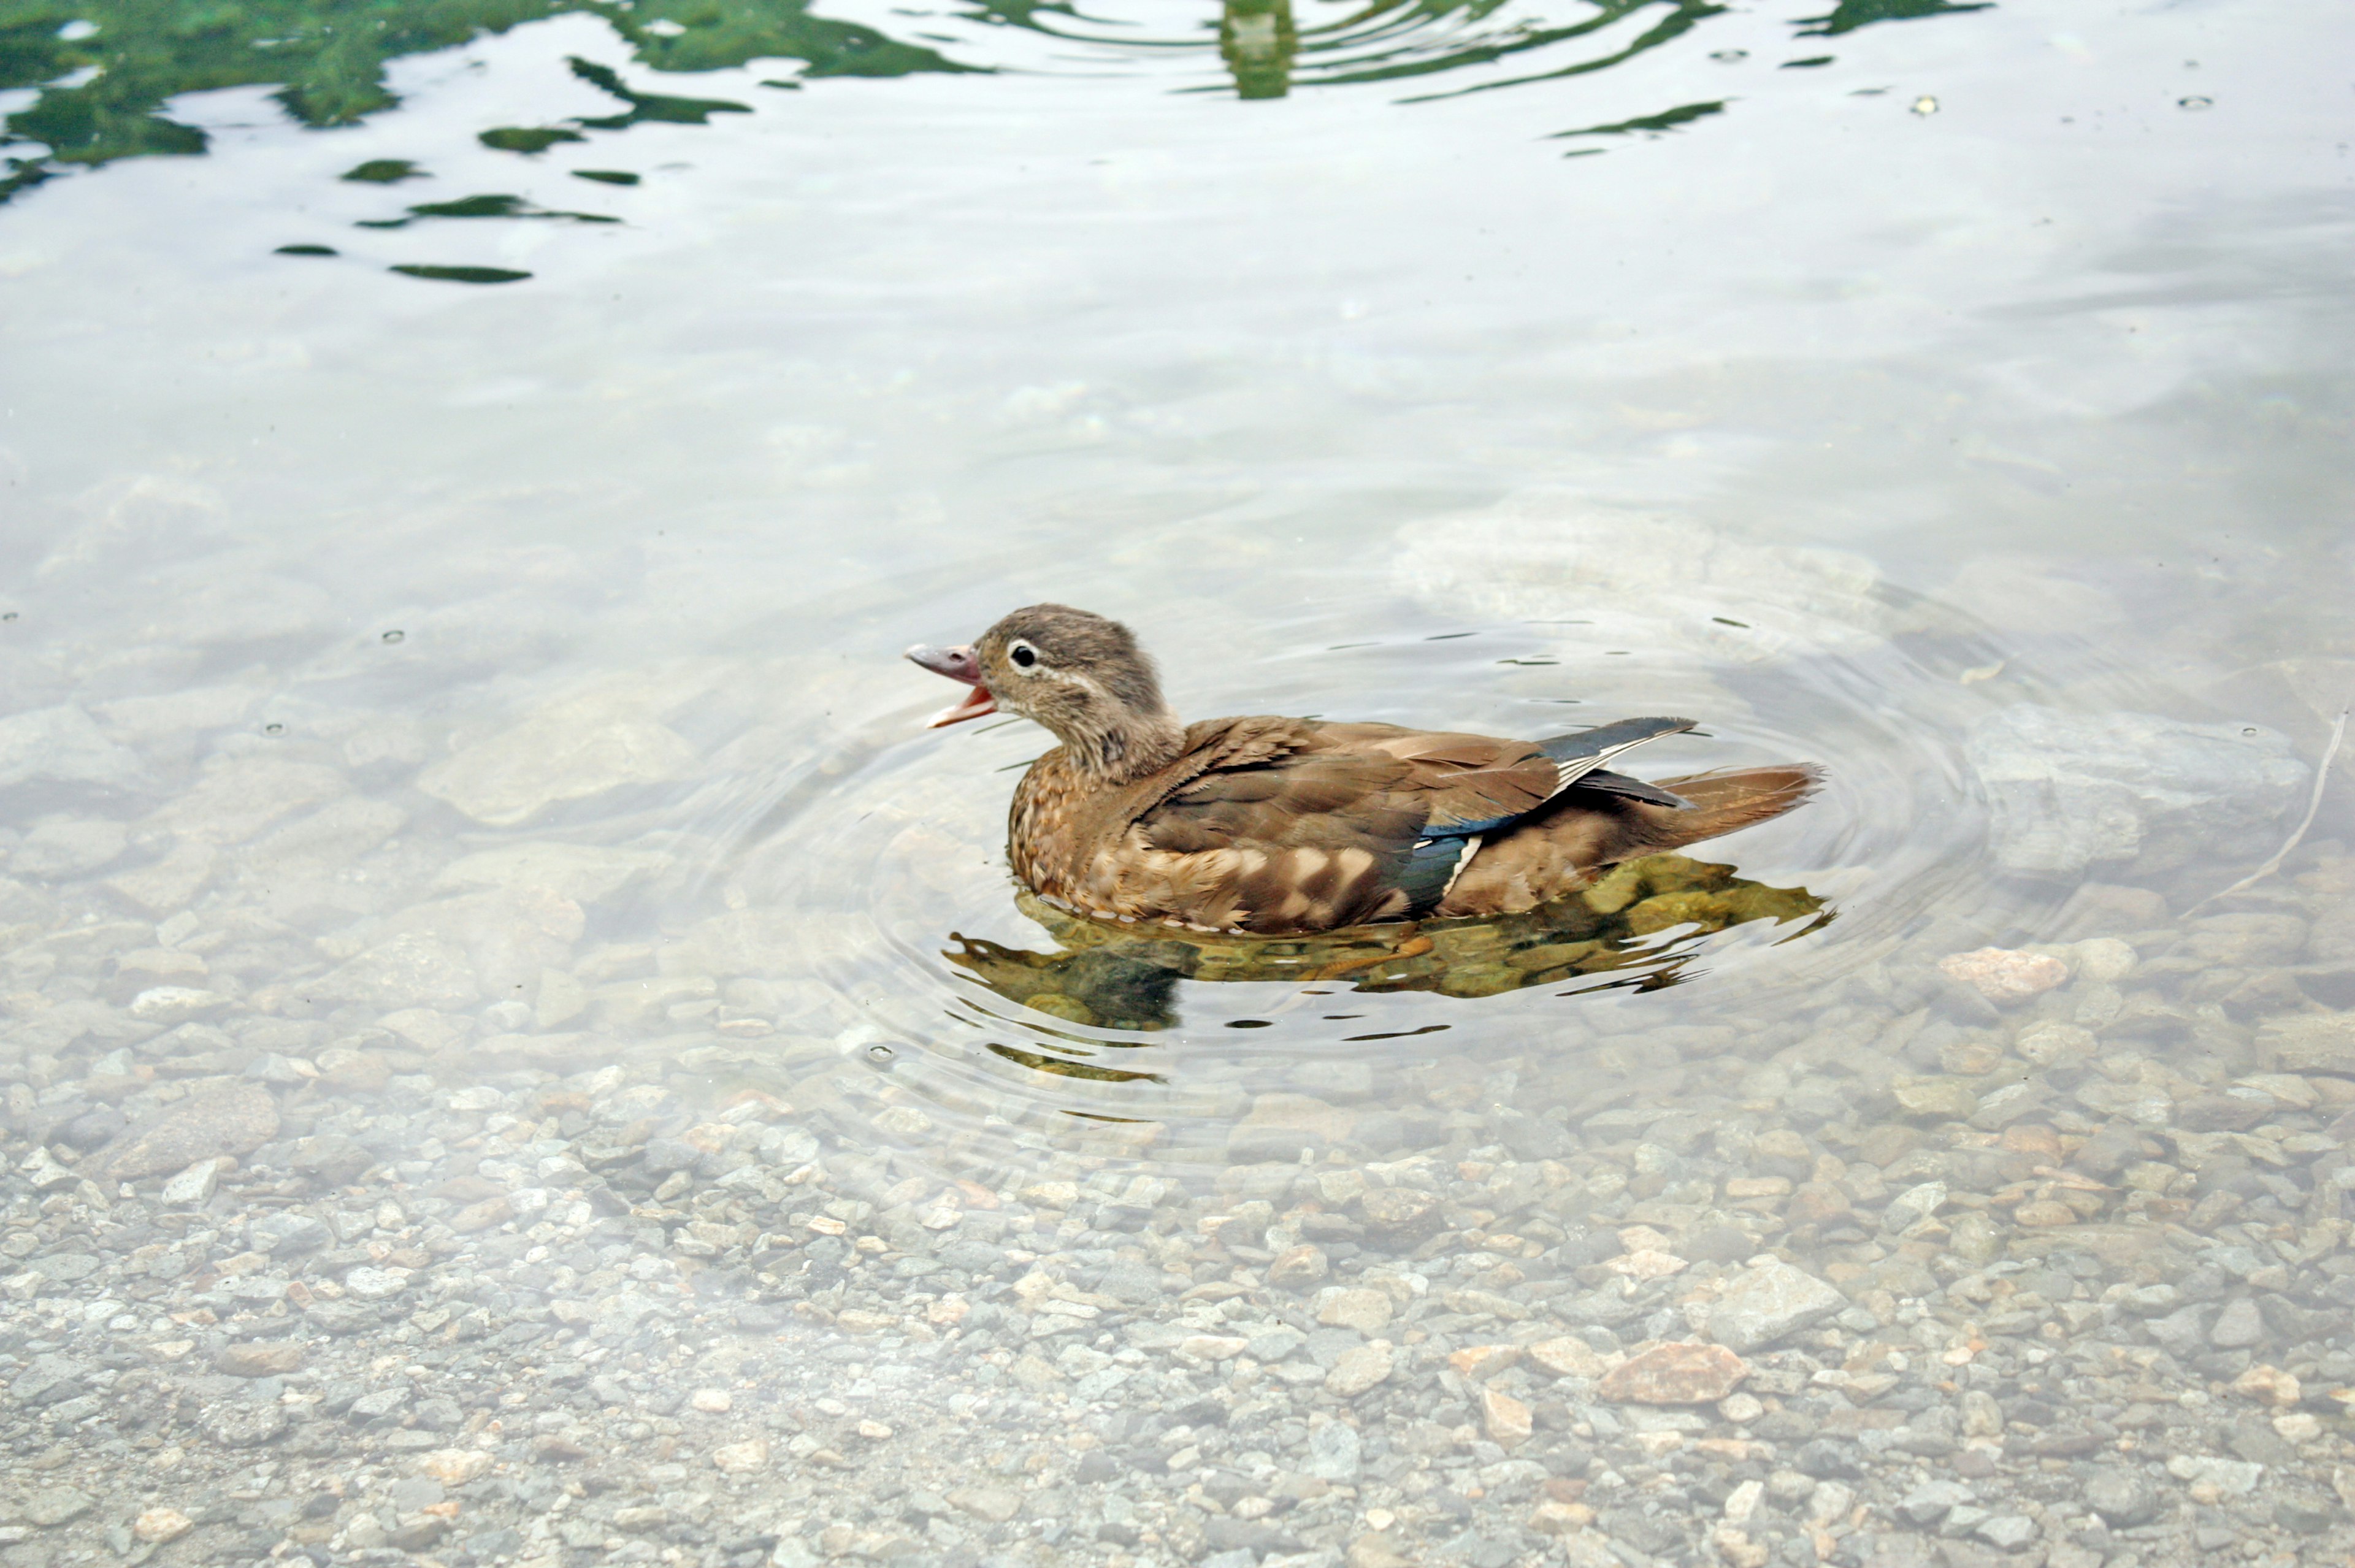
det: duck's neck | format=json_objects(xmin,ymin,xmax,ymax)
[{"xmin": 1061, "ymin": 707, "xmax": 1186, "ymax": 784}]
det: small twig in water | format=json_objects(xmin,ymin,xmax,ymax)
[{"xmin": 2186, "ymin": 706, "xmax": 2350, "ymax": 915}]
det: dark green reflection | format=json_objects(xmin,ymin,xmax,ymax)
[
  {"xmin": 389, "ymin": 262, "xmax": 530, "ymax": 281},
  {"xmin": 0, "ymin": 0, "xmax": 975, "ymax": 204},
  {"xmin": 0, "ymin": 0, "xmax": 1997, "ymax": 213},
  {"xmin": 341, "ymin": 158, "xmax": 424, "ymax": 183},
  {"xmin": 1797, "ymin": 0, "xmax": 1990, "ymax": 37},
  {"xmin": 356, "ymin": 191, "xmax": 616, "ymax": 227},
  {"xmin": 1552, "ymin": 98, "xmax": 1723, "ymax": 142},
  {"xmin": 479, "ymin": 126, "xmax": 586, "ymax": 153},
  {"xmin": 1219, "ymin": 0, "xmax": 1297, "ymax": 99},
  {"xmin": 947, "ymin": 852, "xmax": 1828, "ymax": 1038}
]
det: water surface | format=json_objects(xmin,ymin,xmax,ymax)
[{"xmin": 1, "ymin": 0, "xmax": 2353, "ymax": 1553}]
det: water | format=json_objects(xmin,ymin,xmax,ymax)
[
  {"xmin": 4, "ymin": 0, "xmax": 2354, "ymax": 1553},
  {"xmin": 6, "ymin": 0, "xmax": 2353, "ymax": 1225}
]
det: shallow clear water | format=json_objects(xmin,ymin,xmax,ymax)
[{"xmin": 2, "ymin": 0, "xmax": 2354, "ymax": 1553}]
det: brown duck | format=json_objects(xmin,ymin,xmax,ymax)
[{"xmin": 907, "ymin": 605, "xmax": 1821, "ymax": 936}]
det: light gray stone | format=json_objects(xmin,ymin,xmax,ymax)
[
  {"xmin": 2166, "ymin": 1455, "xmax": 2262, "ymax": 1496},
  {"xmin": 1975, "ymin": 1515, "xmax": 2039, "ymax": 1550},
  {"xmin": 1969, "ymin": 705, "xmax": 2309, "ymax": 878},
  {"xmin": 1393, "ymin": 497, "xmax": 1888, "ymax": 667},
  {"xmin": 1897, "ymin": 1480, "xmax": 1973, "ymax": 1526},
  {"xmin": 345, "ymin": 1266, "xmax": 412, "ymax": 1301},
  {"xmin": 88, "ymin": 1082, "xmax": 280, "ymax": 1183},
  {"xmin": 2210, "ymin": 1298, "xmax": 2265, "ymax": 1348},
  {"xmin": 10, "ymin": 817, "xmax": 129, "ymax": 878},
  {"xmin": 160, "ymin": 1158, "xmax": 227, "ymax": 1205},
  {"xmin": 1709, "ymin": 1261, "xmax": 1849, "ymax": 1352},
  {"xmin": 435, "ymin": 843, "xmax": 673, "ymax": 904},
  {"xmin": 199, "ymin": 1400, "xmax": 289, "ymax": 1448},
  {"xmin": 1304, "ymin": 1421, "xmax": 1361, "ymax": 1482},
  {"xmin": 419, "ymin": 681, "xmax": 702, "ymax": 826},
  {"xmin": 0, "ymin": 706, "xmax": 140, "ymax": 790},
  {"xmin": 2083, "ymin": 1469, "xmax": 2160, "ymax": 1528},
  {"xmin": 2260, "ymin": 1014, "xmax": 2355, "ymax": 1077},
  {"xmin": 1324, "ymin": 1342, "xmax": 1393, "ymax": 1397},
  {"xmin": 313, "ymin": 932, "xmax": 482, "ymax": 1011},
  {"xmin": 21, "ymin": 1486, "xmax": 93, "ymax": 1528}
]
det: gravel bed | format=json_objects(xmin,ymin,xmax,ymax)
[{"xmin": 7, "ymin": 845, "xmax": 2355, "ymax": 1568}]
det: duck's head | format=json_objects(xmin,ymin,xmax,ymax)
[{"xmin": 906, "ymin": 603, "xmax": 1183, "ymax": 781}]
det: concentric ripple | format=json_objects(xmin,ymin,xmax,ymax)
[{"xmin": 623, "ymin": 554, "xmax": 2131, "ymax": 1189}]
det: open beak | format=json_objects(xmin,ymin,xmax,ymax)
[{"xmin": 905, "ymin": 643, "xmax": 998, "ymax": 728}]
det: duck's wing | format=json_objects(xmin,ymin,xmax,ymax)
[
  {"xmin": 1131, "ymin": 722, "xmax": 1572, "ymax": 925},
  {"xmin": 1535, "ymin": 717, "xmax": 1698, "ymax": 793},
  {"xmin": 1138, "ymin": 740, "xmax": 1424, "ymax": 855}
]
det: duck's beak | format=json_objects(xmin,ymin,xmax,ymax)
[{"xmin": 905, "ymin": 643, "xmax": 998, "ymax": 727}]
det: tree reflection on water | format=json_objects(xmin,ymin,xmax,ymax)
[{"xmin": 2, "ymin": 0, "xmax": 1992, "ymax": 207}]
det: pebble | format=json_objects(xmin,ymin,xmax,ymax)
[
  {"xmin": 86, "ymin": 1082, "xmax": 280, "ymax": 1182},
  {"xmin": 712, "ymin": 1438, "xmax": 772, "ymax": 1474},
  {"xmin": 1527, "ymin": 1336, "xmax": 1610, "ymax": 1378},
  {"xmin": 2211, "ymin": 1296, "xmax": 2266, "ymax": 1347},
  {"xmin": 1938, "ymin": 946, "xmax": 2071, "ymax": 1004},
  {"xmin": 1708, "ymin": 1260, "xmax": 1849, "ymax": 1351},
  {"xmin": 2085, "ymin": 1469, "xmax": 2161, "ymax": 1528},
  {"xmin": 20, "ymin": 1488, "xmax": 94, "ymax": 1528},
  {"xmin": 1325, "ymin": 1340, "xmax": 1395, "ymax": 1396},
  {"xmin": 1596, "ymin": 1342, "xmax": 1749, "ymax": 1404},
  {"xmin": 214, "ymin": 1342, "xmax": 304, "ymax": 1377},
  {"xmin": 946, "ymin": 1485, "xmax": 1022, "ymax": 1522},
  {"xmin": 1315, "ymin": 1286, "xmax": 1393, "ymax": 1335},
  {"xmin": 1480, "ymin": 1386, "xmax": 1533, "ymax": 1446}
]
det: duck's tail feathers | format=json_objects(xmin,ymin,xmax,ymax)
[
  {"xmin": 1535, "ymin": 716, "xmax": 1697, "ymax": 792},
  {"xmin": 1639, "ymin": 763, "xmax": 1824, "ymax": 850}
]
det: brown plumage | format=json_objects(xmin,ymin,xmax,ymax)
[{"xmin": 907, "ymin": 605, "xmax": 1822, "ymax": 935}]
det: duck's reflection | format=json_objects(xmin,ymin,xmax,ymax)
[
  {"xmin": 1220, "ymin": 0, "xmax": 1299, "ymax": 99},
  {"xmin": 947, "ymin": 852, "xmax": 1827, "ymax": 1039}
]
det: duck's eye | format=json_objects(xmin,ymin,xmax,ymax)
[{"xmin": 1009, "ymin": 643, "xmax": 1038, "ymax": 670}]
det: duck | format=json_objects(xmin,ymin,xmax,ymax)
[{"xmin": 906, "ymin": 604, "xmax": 1821, "ymax": 936}]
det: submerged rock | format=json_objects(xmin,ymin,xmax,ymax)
[
  {"xmin": 86, "ymin": 1081, "xmax": 280, "ymax": 1182},
  {"xmin": 420, "ymin": 678, "xmax": 705, "ymax": 825},
  {"xmin": 0, "ymin": 705, "xmax": 141, "ymax": 790},
  {"xmin": 1709, "ymin": 1260, "xmax": 1848, "ymax": 1352},
  {"xmin": 1597, "ymin": 1343, "xmax": 1748, "ymax": 1404},
  {"xmin": 1969, "ymin": 705, "xmax": 2308, "ymax": 879},
  {"xmin": 1393, "ymin": 494, "xmax": 1887, "ymax": 663}
]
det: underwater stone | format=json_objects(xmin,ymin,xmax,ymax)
[
  {"xmin": 420, "ymin": 681, "xmax": 702, "ymax": 826},
  {"xmin": 1969, "ymin": 705, "xmax": 2308, "ymax": 878},
  {"xmin": 0, "ymin": 705, "xmax": 142, "ymax": 790},
  {"xmin": 150, "ymin": 755, "xmax": 348, "ymax": 844},
  {"xmin": 1890, "ymin": 1078, "xmax": 1980, "ymax": 1122},
  {"xmin": 2259, "ymin": 1014, "xmax": 2355, "ymax": 1077},
  {"xmin": 88, "ymin": 1082, "xmax": 279, "ymax": 1183},
  {"xmin": 1598, "ymin": 1343, "xmax": 1748, "ymax": 1405},
  {"xmin": 1324, "ymin": 1340, "xmax": 1394, "ymax": 1397},
  {"xmin": 1393, "ymin": 497, "xmax": 1887, "ymax": 665},
  {"xmin": 1938, "ymin": 947, "xmax": 2069, "ymax": 1005},
  {"xmin": 12, "ymin": 816, "xmax": 129, "ymax": 878},
  {"xmin": 1305, "ymin": 1420, "xmax": 1361, "ymax": 1481},
  {"xmin": 313, "ymin": 932, "xmax": 482, "ymax": 1011},
  {"xmin": 1709, "ymin": 1261, "xmax": 1848, "ymax": 1353},
  {"xmin": 436, "ymin": 842, "xmax": 674, "ymax": 904}
]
